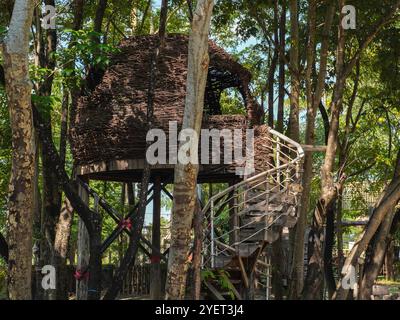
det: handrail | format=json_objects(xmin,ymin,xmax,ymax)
[
  {"xmin": 202, "ymin": 127, "xmax": 305, "ymax": 271},
  {"xmin": 201, "ymin": 128, "xmax": 304, "ymax": 215}
]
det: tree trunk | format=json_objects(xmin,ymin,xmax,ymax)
[
  {"xmin": 49, "ymin": 89, "xmax": 70, "ymax": 298},
  {"xmin": 76, "ymin": 179, "xmax": 90, "ymax": 300},
  {"xmin": 32, "ymin": 104, "xmax": 103, "ymax": 299},
  {"xmin": 288, "ymin": 0, "xmax": 299, "ymax": 142},
  {"xmin": 359, "ymin": 209, "xmax": 396, "ymax": 300},
  {"xmin": 289, "ymin": 0, "xmax": 333, "ymax": 299},
  {"xmin": 2, "ymin": 0, "xmax": 35, "ymax": 300},
  {"xmin": 324, "ymin": 202, "xmax": 337, "ymax": 298},
  {"xmin": 276, "ymin": 1, "xmax": 286, "ymax": 133},
  {"xmin": 303, "ymin": 0, "xmax": 347, "ymax": 299},
  {"xmin": 39, "ymin": 0, "xmax": 60, "ymax": 275},
  {"xmin": 272, "ymin": 232, "xmax": 284, "ymax": 299},
  {"xmin": 267, "ymin": 2, "xmax": 279, "ymax": 129},
  {"xmin": 165, "ymin": 0, "xmax": 214, "ymax": 300},
  {"xmin": 52, "ymin": 199, "xmax": 74, "ymax": 300},
  {"xmin": 87, "ymin": 0, "xmax": 108, "ymax": 91},
  {"xmin": 102, "ymin": 1, "xmax": 168, "ymax": 300},
  {"xmin": 335, "ymin": 150, "xmax": 400, "ymax": 299},
  {"xmin": 385, "ymin": 240, "xmax": 395, "ymax": 281}
]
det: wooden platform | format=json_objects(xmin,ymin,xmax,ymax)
[{"xmin": 76, "ymin": 158, "xmax": 243, "ymax": 183}]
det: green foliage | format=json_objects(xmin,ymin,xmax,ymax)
[
  {"xmin": 0, "ymin": 26, "xmax": 6, "ymax": 41},
  {"xmin": 31, "ymin": 94, "xmax": 60, "ymax": 121},
  {"xmin": 0, "ymin": 264, "xmax": 6, "ymax": 300},
  {"xmin": 57, "ymin": 29, "xmax": 120, "ymax": 81},
  {"xmin": 201, "ymin": 269, "xmax": 236, "ymax": 299}
]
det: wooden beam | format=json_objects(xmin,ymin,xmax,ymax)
[
  {"xmin": 150, "ymin": 177, "xmax": 162, "ymax": 299},
  {"xmin": 337, "ymin": 220, "xmax": 369, "ymax": 227},
  {"xmin": 301, "ymin": 144, "xmax": 327, "ymax": 152},
  {"xmin": 76, "ymin": 176, "xmax": 90, "ymax": 300},
  {"xmin": 225, "ymin": 277, "xmax": 242, "ymax": 300},
  {"xmin": 204, "ymin": 280, "xmax": 225, "ymax": 300},
  {"xmin": 161, "ymin": 185, "xmax": 173, "ymax": 200},
  {"xmin": 237, "ymin": 256, "xmax": 250, "ymax": 289}
]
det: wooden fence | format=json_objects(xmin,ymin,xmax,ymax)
[{"xmin": 120, "ymin": 263, "xmax": 167, "ymax": 297}]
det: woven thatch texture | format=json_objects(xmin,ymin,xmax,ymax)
[{"xmin": 70, "ymin": 34, "xmax": 267, "ymax": 171}]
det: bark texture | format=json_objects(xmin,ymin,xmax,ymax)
[
  {"xmin": 289, "ymin": 0, "xmax": 332, "ymax": 299},
  {"xmin": 2, "ymin": 0, "xmax": 35, "ymax": 300},
  {"xmin": 165, "ymin": 0, "xmax": 214, "ymax": 300}
]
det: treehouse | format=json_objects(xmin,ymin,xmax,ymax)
[{"xmin": 70, "ymin": 34, "xmax": 305, "ymax": 299}]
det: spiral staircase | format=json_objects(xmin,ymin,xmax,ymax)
[{"xmin": 201, "ymin": 128, "xmax": 304, "ymax": 300}]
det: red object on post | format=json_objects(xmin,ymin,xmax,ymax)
[
  {"xmin": 150, "ymin": 255, "xmax": 161, "ymax": 264},
  {"xmin": 118, "ymin": 218, "xmax": 132, "ymax": 231},
  {"xmin": 74, "ymin": 269, "xmax": 89, "ymax": 281}
]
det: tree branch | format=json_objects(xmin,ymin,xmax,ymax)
[
  {"xmin": 343, "ymin": 1, "xmax": 400, "ymax": 79},
  {"xmin": 318, "ymin": 100, "xmax": 330, "ymax": 145},
  {"xmin": 31, "ymin": 104, "xmax": 96, "ymax": 235}
]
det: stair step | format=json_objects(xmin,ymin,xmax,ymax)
[
  {"xmin": 265, "ymin": 227, "xmax": 281, "ymax": 243},
  {"xmin": 239, "ymin": 228, "xmax": 266, "ymax": 242},
  {"xmin": 214, "ymin": 255, "xmax": 233, "ymax": 268},
  {"xmin": 246, "ymin": 193, "xmax": 282, "ymax": 207},
  {"xmin": 239, "ymin": 203, "xmax": 284, "ymax": 216},
  {"xmin": 236, "ymin": 243, "xmax": 261, "ymax": 257},
  {"xmin": 241, "ymin": 215, "xmax": 267, "ymax": 225}
]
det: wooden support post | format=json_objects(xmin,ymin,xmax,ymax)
[
  {"xmin": 76, "ymin": 176, "xmax": 90, "ymax": 300},
  {"xmin": 237, "ymin": 256, "xmax": 249, "ymax": 289},
  {"xmin": 192, "ymin": 187, "xmax": 204, "ymax": 300},
  {"xmin": 150, "ymin": 177, "xmax": 162, "ymax": 299},
  {"xmin": 228, "ymin": 181, "xmax": 236, "ymax": 246}
]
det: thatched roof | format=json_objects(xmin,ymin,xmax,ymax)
[{"xmin": 70, "ymin": 34, "xmax": 270, "ymax": 181}]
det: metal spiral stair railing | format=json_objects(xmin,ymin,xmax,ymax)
[{"xmin": 201, "ymin": 128, "xmax": 305, "ymax": 271}]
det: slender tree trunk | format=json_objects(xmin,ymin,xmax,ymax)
[
  {"xmin": 359, "ymin": 209, "xmax": 396, "ymax": 299},
  {"xmin": 2, "ymin": 0, "xmax": 35, "ymax": 300},
  {"xmin": 267, "ymin": 2, "xmax": 279, "ymax": 128},
  {"xmin": 276, "ymin": 1, "xmax": 286, "ymax": 133},
  {"xmin": 52, "ymin": 199, "xmax": 74, "ymax": 300},
  {"xmin": 303, "ymin": 0, "xmax": 347, "ymax": 299},
  {"xmin": 336, "ymin": 186, "xmax": 345, "ymax": 272},
  {"xmin": 34, "ymin": 3, "xmax": 61, "ymax": 297},
  {"xmin": 103, "ymin": 0, "xmax": 168, "ymax": 300},
  {"xmin": 289, "ymin": 0, "xmax": 333, "ymax": 299},
  {"xmin": 51, "ymin": 0, "xmax": 85, "ymax": 300},
  {"xmin": 59, "ymin": 88, "xmax": 69, "ymax": 169},
  {"xmin": 336, "ymin": 150, "xmax": 400, "ymax": 299},
  {"xmin": 272, "ymin": 232, "xmax": 284, "ymax": 299},
  {"xmin": 32, "ymin": 104, "xmax": 103, "ymax": 299},
  {"xmin": 288, "ymin": 0, "xmax": 299, "ymax": 142},
  {"xmin": 76, "ymin": 179, "xmax": 90, "ymax": 300},
  {"xmin": 87, "ymin": 0, "xmax": 108, "ymax": 91},
  {"xmin": 322, "ymin": 1, "xmax": 400, "ymax": 300},
  {"xmin": 385, "ymin": 240, "xmax": 395, "ymax": 281},
  {"xmin": 150, "ymin": 177, "xmax": 162, "ymax": 299},
  {"xmin": 165, "ymin": 0, "xmax": 214, "ymax": 300},
  {"xmin": 324, "ymin": 202, "xmax": 337, "ymax": 298}
]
